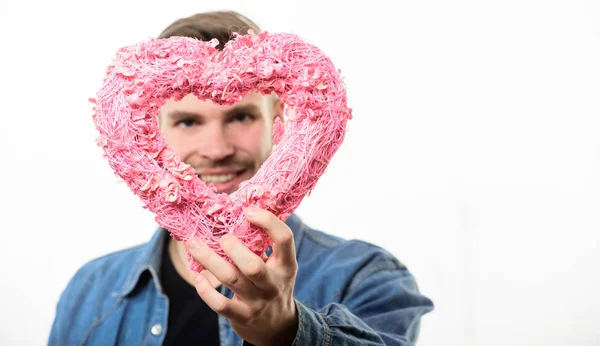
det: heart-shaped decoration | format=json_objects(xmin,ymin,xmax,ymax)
[{"xmin": 91, "ymin": 31, "xmax": 352, "ymax": 272}]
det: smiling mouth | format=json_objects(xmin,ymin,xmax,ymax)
[{"xmin": 197, "ymin": 170, "xmax": 245, "ymax": 184}]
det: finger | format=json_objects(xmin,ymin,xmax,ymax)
[
  {"xmin": 187, "ymin": 238, "xmax": 260, "ymax": 300},
  {"xmin": 221, "ymin": 234, "xmax": 276, "ymax": 292},
  {"xmin": 194, "ymin": 274, "xmax": 251, "ymax": 321},
  {"xmin": 199, "ymin": 269, "xmax": 221, "ymax": 288},
  {"xmin": 245, "ymin": 208, "xmax": 297, "ymax": 271}
]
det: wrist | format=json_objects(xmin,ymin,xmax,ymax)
[
  {"xmin": 279, "ymin": 307, "xmax": 299, "ymax": 346},
  {"xmin": 263, "ymin": 301, "xmax": 299, "ymax": 346}
]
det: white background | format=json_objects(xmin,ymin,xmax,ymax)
[{"xmin": 1, "ymin": 0, "xmax": 599, "ymax": 345}]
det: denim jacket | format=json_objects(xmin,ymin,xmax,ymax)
[{"xmin": 49, "ymin": 214, "xmax": 434, "ymax": 346}]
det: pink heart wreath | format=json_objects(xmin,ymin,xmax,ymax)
[{"xmin": 91, "ymin": 31, "xmax": 352, "ymax": 272}]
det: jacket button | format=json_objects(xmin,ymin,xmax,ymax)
[{"xmin": 151, "ymin": 324, "xmax": 163, "ymax": 336}]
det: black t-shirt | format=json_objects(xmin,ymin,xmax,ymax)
[{"xmin": 160, "ymin": 240, "xmax": 220, "ymax": 346}]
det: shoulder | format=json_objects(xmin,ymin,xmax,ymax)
[
  {"xmin": 49, "ymin": 241, "xmax": 151, "ymax": 344},
  {"xmin": 297, "ymin": 219, "xmax": 406, "ymax": 270},
  {"xmin": 70, "ymin": 243, "xmax": 145, "ymax": 286},
  {"xmin": 293, "ymin": 216, "xmax": 409, "ymax": 289},
  {"xmin": 58, "ymin": 244, "xmax": 147, "ymax": 313},
  {"xmin": 291, "ymin": 216, "xmax": 429, "ymax": 310}
]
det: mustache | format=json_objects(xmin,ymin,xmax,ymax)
[{"xmin": 188, "ymin": 156, "xmax": 255, "ymax": 170}]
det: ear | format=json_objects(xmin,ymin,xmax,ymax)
[
  {"xmin": 271, "ymin": 99, "xmax": 285, "ymax": 146},
  {"xmin": 272, "ymin": 98, "xmax": 285, "ymax": 124}
]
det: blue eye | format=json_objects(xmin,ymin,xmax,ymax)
[
  {"xmin": 177, "ymin": 119, "xmax": 197, "ymax": 127},
  {"xmin": 231, "ymin": 113, "xmax": 256, "ymax": 123}
]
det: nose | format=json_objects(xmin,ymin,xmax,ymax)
[{"xmin": 199, "ymin": 124, "xmax": 235, "ymax": 161}]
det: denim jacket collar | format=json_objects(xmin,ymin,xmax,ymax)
[
  {"xmin": 116, "ymin": 227, "xmax": 167, "ymax": 297},
  {"xmin": 115, "ymin": 213, "xmax": 305, "ymax": 298}
]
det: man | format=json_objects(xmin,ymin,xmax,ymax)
[{"xmin": 49, "ymin": 10, "xmax": 434, "ymax": 346}]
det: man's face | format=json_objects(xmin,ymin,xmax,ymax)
[{"xmin": 159, "ymin": 92, "xmax": 282, "ymax": 194}]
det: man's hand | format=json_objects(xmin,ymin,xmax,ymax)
[{"xmin": 186, "ymin": 207, "xmax": 299, "ymax": 346}]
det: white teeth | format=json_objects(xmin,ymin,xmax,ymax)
[{"xmin": 199, "ymin": 173, "xmax": 236, "ymax": 184}]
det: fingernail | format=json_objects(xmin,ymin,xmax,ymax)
[{"xmin": 195, "ymin": 274, "xmax": 205, "ymax": 283}]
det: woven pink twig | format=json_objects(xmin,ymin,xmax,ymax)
[{"xmin": 91, "ymin": 31, "xmax": 352, "ymax": 272}]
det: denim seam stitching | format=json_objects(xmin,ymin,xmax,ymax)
[
  {"xmin": 79, "ymin": 298, "xmax": 123, "ymax": 346},
  {"xmin": 292, "ymin": 300, "xmax": 305, "ymax": 346},
  {"xmin": 348, "ymin": 260, "xmax": 403, "ymax": 292},
  {"xmin": 317, "ymin": 311, "xmax": 332, "ymax": 346}
]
